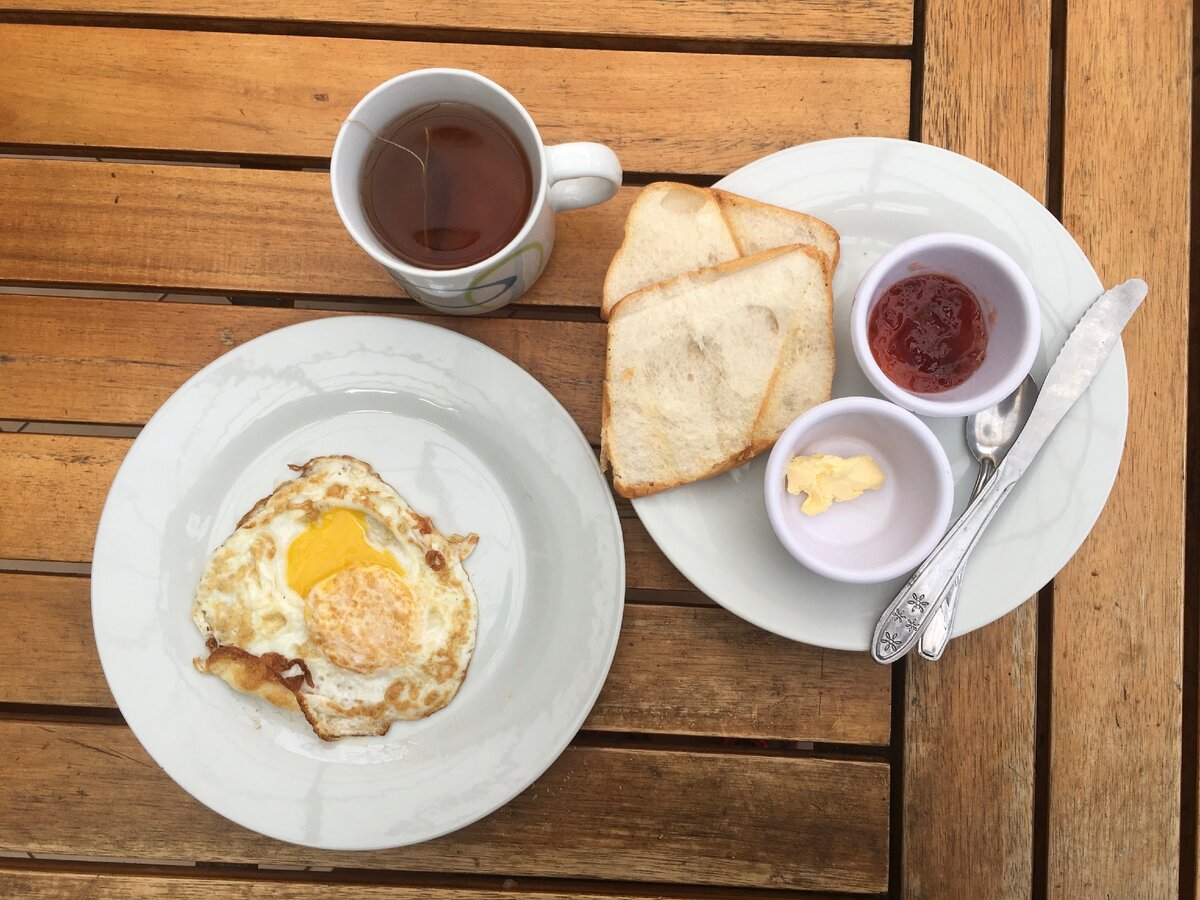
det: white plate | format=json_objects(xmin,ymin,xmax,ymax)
[
  {"xmin": 91, "ymin": 317, "xmax": 625, "ymax": 849},
  {"xmin": 634, "ymin": 137, "xmax": 1126, "ymax": 651}
]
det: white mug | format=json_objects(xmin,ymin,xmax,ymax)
[{"xmin": 331, "ymin": 69, "xmax": 622, "ymax": 315}]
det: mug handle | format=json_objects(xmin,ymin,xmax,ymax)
[{"xmin": 545, "ymin": 143, "xmax": 622, "ymax": 212}]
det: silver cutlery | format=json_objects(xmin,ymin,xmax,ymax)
[
  {"xmin": 871, "ymin": 278, "xmax": 1148, "ymax": 665},
  {"xmin": 918, "ymin": 375, "xmax": 1039, "ymax": 659}
]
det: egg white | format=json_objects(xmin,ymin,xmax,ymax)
[{"xmin": 192, "ymin": 456, "xmax": 478, "ymax": 739}]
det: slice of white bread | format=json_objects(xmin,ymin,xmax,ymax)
[
  {"xmin": 601, "ymin": 182, "xmax": 840, "ymax": 320},
  {"xmin": 601, "ymin": 183, "xmax": 739, "ymax": 320},
  {"xmin": 601, "ymin": 245, "xmax": 833, "ymax": 499},
  {"xmin": 713, "ymin": 189, "xmax": 841, "ymax": 271},
  {"xmin": 751, "ymin": 274, "xmax": 836, "ymax": 446}
]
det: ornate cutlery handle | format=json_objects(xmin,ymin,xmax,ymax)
[
  {"xmin": 871, "ymin": 466, "xmax": 1018, "ymax": 664},
  {"xmin": 919, "ymin": 459, "xmax": 998, "ymax": 660}
]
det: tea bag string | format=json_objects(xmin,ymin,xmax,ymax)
[
  {"xmin": 348, "ymin": 117, "xmax": 429, "ymax": 172},
  {"xmin": 350, "ymin": 114, "xmax": 435, "ymax": 239}
]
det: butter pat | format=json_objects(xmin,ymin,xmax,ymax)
[{"xmin": 785, "ymin": 453, "xmax": 885, "ymax": 516}]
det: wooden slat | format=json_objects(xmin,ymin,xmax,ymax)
[
  {"xmin": 903, "ymin": 0, "xmax": 1048, "ymax": 896},
  {"xmin": 0, "ymin": 573, "xmax": 889, "ymax": 743},
  {"xmin": 0, "ymin": 295, "xmax": 605, "ymax": 434},
  {"xmin": 0, "ymin": 433, "xmax": 685, "ymax": 593},
  {"xmin": 1, "ymin": 868, "xmax": 615, "ymax": 900},
  {"xmin": 0, "ymin": 433, "xmax": 127, "ymax": 563},
  {"xmin": 597, "ymin": 604, "xmax": 888, "ymax": 742},
  {"xmin": 0, "ymin": 721, "xmax": 890, "ymax": 891},
  {"xmin": 0, "ymin": 574, "xmax": 95, "ymax": 708},
  {"xmin": 0, "ymin": 160, "xmax": 623, "ymax": 306},
  {"xmin": 6, "ymin": 0, "xmax": 915, "ymax": 45},
  {"xmin": 1047, "ymin": 0, "xmax": 1190, "ymax": 895},
  {"xmin": 0, "ymin": 867, "xmax": 841, "ymax": 900},
  {"xmin": 903, "ymin": 616, "xmax": 1037, "ymax": 897},
  {"xmin": 0, "ymin": 25, "xmax": 909, "ymax": 171}
]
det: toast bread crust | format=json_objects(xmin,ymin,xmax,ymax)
[{"xmin": 712, "ymin": 188, "xmax": 842, "ymax": 271}]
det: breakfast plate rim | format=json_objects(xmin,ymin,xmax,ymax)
[{"xmin": 90, "ymin": 314, "xmax": 626, "ymax": 849}]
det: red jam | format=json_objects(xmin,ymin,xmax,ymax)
[{"xmin": 867, "ymin": 273, "xmax": 988, "ymax": 393}]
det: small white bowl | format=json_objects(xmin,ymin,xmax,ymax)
[
  {"xmin": 764, "ymin": 397, "xmax": 953, "ymax": 584},
  {"xmin": 850, "ymin": 232, "xmax": 1040, "ymax": 418}
]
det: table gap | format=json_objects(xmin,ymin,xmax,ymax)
[
  {"xmin": 886, "ymin": 659, "xmax": 907, "ymax": 899},
  {"xmin": 0, "ymin": 10, "xmax": 915, "ymax": 59},
  {"xmin": 0, "ymin": 149, "xmax": 729, "ymax": 191},
  {"xmin": 0, "ymin": 703, "xmax": 125, "ymax": 727},
  {"xmin": 624, "ymin": 589, "xmax": 712, "ymax": 607},
  {"xmin": 1031, "ymin": 3, "xmax": 1068, "ymax": 896},
  {"xmin": 1178, "ymin": 11, "xmax": 1200, "ymax": 896},
  {"xmin": 904, "ymin": 0, "xmax": 927, "ymax": 144},
  {"xmin": 571, "ymin": 730, "xmax": 833, "ymax": 759},
  {"xmin": 1045, "ymin": 0, "xmax": 1068, "ymax": 229},
  {"xmin": 1031, "ymin": 581, "xmax": 1055, "ymax": 900},
  {"xmin": 0, "ymin": 560, "xmax": 91, "ymax": 575},
  {"xmin": 0, "ymin": 147, "xmax": 276, "ymax": 169},
  {"xmin": 0, "ymin": 421, "xmax": 143, "ymax": 438},
  {"xmin": 0, "ymin": 705, "xmax": 887, "ymax": 761},
  {"xmin": 0, "ymin": 283, "xmax": 608, "ymax": 323}
]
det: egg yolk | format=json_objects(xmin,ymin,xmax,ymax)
[{"xmin": 286, "ymin": 508, "xmax": 405, "ymax": 597}]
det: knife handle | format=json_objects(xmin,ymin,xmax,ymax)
[{"xmin": 871, "ymin": 466, "xmax": 1018, "ymax": 664}]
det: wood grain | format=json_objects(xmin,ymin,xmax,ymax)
[
  {"xmin": 0, "ymin": 160, "xmax": 624, "ymax": 306},
  {"xmin": 0, "ymin": 866, "xmax": 851, "ymax": 900},
  {"xmin": 0, "ymin": 721, "xmax": 890, "ymax": 891},
  {"xmin": 903, "ymin": 614, "xmax": 1037, "ymax": 899},
  {"xmin": 0, "ymin": 869, "xmax": 625, "ymax": 900},
  {"xmin": 0, "ymin": 295, "xmax": 606, "ymax": 436},
  {"xmin": 903, "ymin": 0, "xmax": 1048, "ymax": 896},
  {"xmin": 0, "ymin": 25, "xmax": 909, "ymax": 170},
  {"xmin": 0, "ymin": 432, "xmax": 686, "ymax": 593},
  {"xmin": 0, "ymin": 573, "xmax": 889, "ymax": 743},
  {"xmin": 6, "ymin": 0, "xmax": 915, "ymax": 45},
  {"xmin": 0, "ymin": 433, "xmax": 128, "ymax": 563},
  {"xmin": 1047, "ymin": 0, "xmax": 1190, "ymax": 895},
  {"xmin": 597, "ymin": 604, "xmax": 889, "ymax": 742}
]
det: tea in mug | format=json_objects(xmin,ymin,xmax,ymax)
[{"xmin": 360, "ymin": 102, "xmax": 533, "ymax": 270}]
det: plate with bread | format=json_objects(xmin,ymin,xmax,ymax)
[{"xmin": 601, "ymin": 137, "xmax": 1127, "ymax": 650}]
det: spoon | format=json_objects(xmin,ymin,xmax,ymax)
[{"xmin": 918, "ymin": 374, "xmax": 1040, "ymax": 659}]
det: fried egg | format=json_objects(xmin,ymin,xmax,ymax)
[{"xmin": 191, "ymin": 455, "xmax": 478, "ymax": 740}]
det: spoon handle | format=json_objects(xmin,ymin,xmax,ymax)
[
  {"xmin": 871, "ymin": 466, "xmax": 1017, "ymax": 664},
  {"xmin": 918, "ymin": 572, "xmax": 963, "ymax": 660},
  {"xmin": 919, "ymin": 459, "xmax": 997, "ymax": 660},
  {"xmin": 971, "ymin": 455, "xmax": 994, "ymax": 497}
]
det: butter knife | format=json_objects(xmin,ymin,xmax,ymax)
[{"xmin": 870, "ymin": 278, "xmax": 1148, "ymax": 664}]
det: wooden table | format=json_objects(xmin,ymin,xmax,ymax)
[{"xmin": 0, "ymin": 2, "xmax": 1189, "ymax": 897}]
